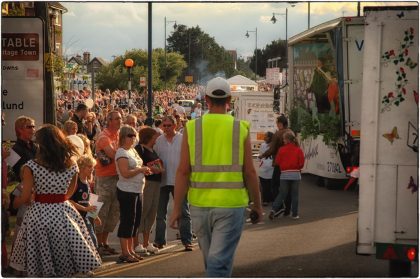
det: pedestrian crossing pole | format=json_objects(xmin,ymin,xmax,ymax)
[
  {"xmin": 35, "ymin": 2, "xmax": 56, "ymax": 125},
  {"xmin": 124, "ymin": 59, "xmax": 134, "ymax": 114}
]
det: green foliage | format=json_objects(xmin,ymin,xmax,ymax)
[
  {"xmin": 51, "ymin": 54, "xmax": 67, "ymax": 91},
  {"xmin": 294, "ymin": 105, "xmax": 341, "ymax": 147},
  {"xmin": 234, "ymin": 58, "xmax": 254, "ymax": 79},
  {"xmin": 290, "ymin": 107, "xmax": 300, "ymax": 132},
  {"xmin": 300, "ymin": 109, "xmax": 320, "ymax": 141},
  {"xmin": 95, "ymin": 49, "xmax": 186, "ymax": 91},
  {"xmin": 318, "ymin": 114, "xmax": 341, "ymax": 147},
  {"xmin": 249, "ymin": 39, "xmax": 287, "ymax": 77},
  {"xmin": 5, "ymin": 2, "xmax": 25, "ymax": 16},
  {"xmin": 167, "ymin": 25, "xmax": 235, "ymax": 82}
]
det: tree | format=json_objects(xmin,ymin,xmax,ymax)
[
  {"xmin": 234, "ymin": 57, "xmax": 255, "ymax": 80},
  {"xmin": 249, "ymin": 39, "xmax": 287, "ymax": 77},
  {"xmin": 167, "ymin": 25, "xmax": 236, "ymax": 84},
  {"xmin": 95, "ymin": 49, "xmax": 186, "ymax": 91}
]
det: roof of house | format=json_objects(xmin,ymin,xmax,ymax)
[
  {"xmin": 48, "ymin": 2, "xmax": 68, "ymax": 13},
  {"xmin": 89, "ymin": 57, "xmax": 108, "ymax": 66},
  {"xmin": 68, "ymin": 56, "xmax": 84, "ymax": 65},
  {"xmin": 227, "ymin": 75, "xmax": 257, "ymax": 86}
]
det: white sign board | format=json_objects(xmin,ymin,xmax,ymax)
[
  {"xmin": 139, "ymin": 76, "xmax": 146, "ymax": 87},
  {"xmin": 1, "ymin": 17, "xmax": 44, "ymax": 141},
  {"xmin": 266, "ymin": 67, "xmax": 281, "ymax": 85}
]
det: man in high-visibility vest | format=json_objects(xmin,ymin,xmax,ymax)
[{"xmin": 169, "ymin": 77, "xmax": 263, "ymax": 277}]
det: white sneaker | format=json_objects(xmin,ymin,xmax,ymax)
[
  {"xmin": 146, "ymin": 243, "xmax": 159, "ymax": 254},
  {"xmin": 134, "ymin": 244, "xmax": 147, "ymax": 253}
]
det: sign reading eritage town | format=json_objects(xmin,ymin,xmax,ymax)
[
  {"xmin": 2, "ymin": 33, "xmax": 40, "ymax": 60},
  {"xmin": 1, "ymin": 18, "xmax": 44, "ymax": 141}
]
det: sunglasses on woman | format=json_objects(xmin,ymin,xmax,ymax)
[{"xmin": 127, "ymin": 134, "xmax": 137, "ymax": 138}]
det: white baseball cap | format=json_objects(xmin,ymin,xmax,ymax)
[{"xmin": 205, "ymin": 77, "xmax": 231, "ymax": 98}]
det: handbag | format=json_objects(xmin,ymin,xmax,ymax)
[{"xmin": 96, "ymin": 149, "xmax": 112, "ymax": 166}]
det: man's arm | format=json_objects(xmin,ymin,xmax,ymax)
[
  {"xmin": 169, "ymin": 129, "xmax": 191, "ymax": 229},
  {"xmin": 243, "ymin": 134, "xmax": 264, "ymax": 223},
  {"xmin": 97, "ymin": 135, "xmax": 117, "ymax": 159},
  {"xmin": 261, "ymin": 131, "xmax": 279, "ymax": 159}
]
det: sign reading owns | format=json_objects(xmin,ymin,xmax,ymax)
[{"xmin": 1, "ymin": 18, "xmax": 44, "ymax": 141}]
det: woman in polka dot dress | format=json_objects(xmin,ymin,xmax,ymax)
[{"xmin": 9, "ymin": 124, "xmax": 101, "ymax": 277}]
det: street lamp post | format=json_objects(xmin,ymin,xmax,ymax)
[
  {"xmin": 124, "ymin": 58, "xmax": 134, "ymax": 113},
  {"xmin": 164, "ymin": 16, "xmax": 177, "ymax": 90},
  {"xmin": 245, "ymin": 27, "xmax": 258, "ymax": 81},
  {"xmin": 271, "ymin": 8, "xmax": 288, "ymax": 83},
  {"xmin": 91, "ymin": 66, "xmax": 97, "ymax": 104},
  {"xmin": 308, "ymin": 2, "xmax": 310, "ymax": 29},
  {"xmin": 188, "ymin": 31, "xmax": 191, "ymax": 75}
]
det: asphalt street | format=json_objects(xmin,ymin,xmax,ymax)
[{"xmin": 93, "ymin": 174, "xmax": 419, "ymax": 277}]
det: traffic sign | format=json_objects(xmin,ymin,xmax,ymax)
[{"xmin": 140, "ymin": 76, "xmax": 146, "ymax": 87}]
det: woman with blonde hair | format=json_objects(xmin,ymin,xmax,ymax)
[
  {"xmin": 115, "ymin": 125, "xmax": 152, "ymax": 263},
  {"xmin": 269, "ymin": 130, "xmax": 304, "ymax": 220},
  {"xmin": 9, "ymin": 124, "xmax": 101, "ymax": 276}
]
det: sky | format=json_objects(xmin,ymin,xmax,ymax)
[{"xmin": 62, "ymin": 1, "xmax": 417, "ymax": 62}]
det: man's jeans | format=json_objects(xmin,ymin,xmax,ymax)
[
  {"xmin": 154, "ymin": 185, "xmax": 192, "ymax": 246},
  {"xmin": 272, "ymin": 179, "xmax": 300, "ymax": 217},
  {"xmin": 191, "ymin": 207, "xmax": 245, "ymax": 277}
]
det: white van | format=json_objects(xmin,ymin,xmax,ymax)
[{"xmin": 177, "ymin": 100, "xmax": 195, "ymax": 115}]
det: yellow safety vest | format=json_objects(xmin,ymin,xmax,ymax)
[{"xmin": 186, "ymin": 114, "xmax": 250, "ymax": 208}]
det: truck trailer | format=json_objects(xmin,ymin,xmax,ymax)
[
  {"xmin": 357, "ymin": 6, "xmax": 418, "ymax": 276},
  {"xmin": 287, "ymin": 16, "xmax": 365, "ymax": 187}
]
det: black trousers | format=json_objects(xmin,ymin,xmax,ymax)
[
  {"xmin": 117, "ymin": 188, "xmax": 142, "ymax": 238},
  {"xmin": 259, "ymin": 177, "xmax": 274, "ymax": 203},
  {"xmin": 272, "ymin": 165, "xmax": 291, "ymax": 214}
]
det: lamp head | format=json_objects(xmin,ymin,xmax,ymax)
[
  {"xmin": 288, "ymin": 1, "xmax": 297, "ymax": 7},
  {"xmin": 245, "ymin": 31, "xmax": 249, "ymax": 38},
  {"xmin": 271, "ymin": 14, "xmax": 277, "ymax": 24},
  {"xmin": 173, "ymin": 22, "xmax": 177, "ymax": 29},
  {"xmin": 124, "ymin": 58, "xmax": 134, "ymax": 68}
]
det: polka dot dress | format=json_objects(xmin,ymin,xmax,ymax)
[{"xmin": 9, "ymin": 160, "xmax": 102, "ymax": 277}]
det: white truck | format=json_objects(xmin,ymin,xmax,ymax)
[
  {"xmin": 287, "ymin": 16, "xmax": 365, "ymax": 188},
  {"xmin": 357, "ymin": 6, "xmax": 418, "ymax": 276},
  {"xmin": 230, "ymin": 91, "xmax": 279, "ymax": 151}
]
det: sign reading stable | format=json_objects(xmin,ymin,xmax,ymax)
[
  {"xmin": 2, "ymin": 33, "xmax": 39, "ymax": 60},
  {"xmin": 1, "ymin": 18, "xmax": 44, "ymax": 141}
]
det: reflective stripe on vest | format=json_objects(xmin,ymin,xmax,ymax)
[{"xmin": 190, "ymin": 117, "xmax": 244, "ymax": 189}]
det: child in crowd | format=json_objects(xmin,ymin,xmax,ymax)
[
  {"xmin": 69, "ymin": 154, "xmax": 101, "ymax": 248},
  {"xmin": 258, "ymin": 131, "xmax": 274, "ymax": 206},
  {"xmin": 269, "ymin": 131, "xmax": 304, "ymax": 220}
]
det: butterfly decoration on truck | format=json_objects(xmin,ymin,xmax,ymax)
[
  {"xmin": 382, "ymin": 126, "xmax": 400, "ymax": 144},
  {"xmin": 407, "ymin": 176, "xmax": 418, "ymax": 194}
]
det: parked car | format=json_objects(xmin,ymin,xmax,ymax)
[{"xmin": 178, "ymin": 100, "xmax": 195, "ymax": 115}]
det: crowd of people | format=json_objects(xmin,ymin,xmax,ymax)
[
  {"xmin": 2, "ymin": 106, "xmax": 195, "ymax": 276},
  {"xmin": 1, "ymin": 79, "xmax": 304, "ymax": 277},
  {"xmin": 56, "ymin": 83, "xmax": 204, "ymax": 122}
]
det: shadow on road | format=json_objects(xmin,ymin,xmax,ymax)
[
  {"xmin": 233, "ymin": 242, "xmax": 390, "ymax": 277},
  {"xmin": 248, "ymin": 174, "xmax": 359, "ymax": 231}
]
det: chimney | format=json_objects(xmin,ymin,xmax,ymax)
[{"xmin": 83, "ymin": 52, "xmax": 90, "ymax": 64}]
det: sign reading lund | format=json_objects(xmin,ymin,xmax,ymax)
[
  {"xmin": 2, "ymin": 33, "xmax": 40, "ymax": 60},
  {"xmin": 1, "ymin": 18, "xmax": 44, "ymax": 141}
]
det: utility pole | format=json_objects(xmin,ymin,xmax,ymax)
[
  {"xmin": 35, "ymin": 2, "xmax": 56, "ymax": 124},
  {"xmin": 146, "ymin": 2, "xmax": 153, "ymax": 126}
]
